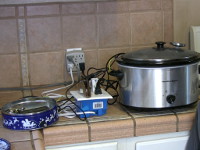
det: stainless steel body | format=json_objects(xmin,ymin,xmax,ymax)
[
  {"xmin": 118, "ymin": 63, "xmax": 199, "ymax": 108},
  {"xmin": 2, "ymin": 97, "xmax": 56, "ymax": 115}
]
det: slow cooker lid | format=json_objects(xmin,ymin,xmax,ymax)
[{"xmin": 121, "ymin": 41, "xmax": 200, "ymax": 66}]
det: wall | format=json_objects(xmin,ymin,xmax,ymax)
[
  {"xmin": 174, "ymin": 0, "xmax": 200, "ymax": 49},
  {"xmin": 0, "ymin": 0, "xmax": 173, "ymax": 106}
]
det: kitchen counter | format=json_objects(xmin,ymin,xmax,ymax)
[
  {"xmin": 0, "ymin": 0, "xmax": 108, "ymax": 5},
  {"xmin": 0, "ymin": 102, "xmax": 197, "ymax": 149},
  {"xmin": 0, "ymin": 115, "xmax": 45, "ymax": 150}
]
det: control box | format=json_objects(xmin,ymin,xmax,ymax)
[{"xmin": 70, "ymin": 89, "xmax": 112, "ymax": 118}]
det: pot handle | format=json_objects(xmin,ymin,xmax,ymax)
[
  {"xmin": 18, "ymin": 96, "xmax": 38, "ymax": 101},
  {"xmin": 198, "ymin": 65, "xmax": 200, "ymax": 88},
  {"xmin": 199, "ymin": 65, "xmax": 200, "ymax": 74},
  {"xmin": 170, "ymin": 42, "xmax": 185, "ymax": 48},
  {"xmin": 109, "ymin": 70, "xmax": 124, "ymax": 80}
]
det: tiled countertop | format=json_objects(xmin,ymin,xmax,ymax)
[
  {"xmin": 44, "ymin": 102, "xmax": 197, "ymax": 146},
  {"xmin": 0, "ymin": 102, "xmax": 197, "ymax": 149},
  {"xmin": 0, "ymin": 115, "xmax": 45, "ymax": 150}
]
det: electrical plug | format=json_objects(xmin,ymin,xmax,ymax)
[{"xmin": 67, "ymin": 63, "xmax": 74, "ymax": 70}]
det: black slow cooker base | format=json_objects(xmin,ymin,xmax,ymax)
[{"xmin": 120, "ymin": 101, "xmax": 198, "ymax": 112}]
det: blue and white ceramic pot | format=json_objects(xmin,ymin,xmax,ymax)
[{"xmin": 1, "ymin": 97, "xmax": 58, "ymax": 130}]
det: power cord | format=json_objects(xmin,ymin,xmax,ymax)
[
  {"xmin": 41, "ymin": 63, "xmax": 74, "ymax": 98},
  {"xmin": 58, "ymin": 97, "xmax": 95, "ymax": 121}
]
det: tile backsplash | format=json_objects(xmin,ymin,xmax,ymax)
[{"xmin": 0, "ymin": 0, "xmax": 173, "ymax": 104}]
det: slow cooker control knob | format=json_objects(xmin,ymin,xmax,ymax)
[{"xmin": 166, "ymin": 95, "xmax": 176, "ymax": 104}]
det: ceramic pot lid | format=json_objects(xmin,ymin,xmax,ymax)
[{"xmin": 120, "ymin": 41, "xmax": 200, "ymax": 66}]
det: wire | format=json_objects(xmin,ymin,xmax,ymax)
[
  {"xmin": 98, "ymin": 53, "xmax": 124, "ymax": 105},
  {"xmin": 58, "ymin": 98, "xmax": 91, "ymax": 121},
  {"xmin": 57, "ymin": 52, "xmax": 124, "ymax": 121},
  {"xmin": 41, "ymin": 66, "xmax": 74, "ymax": 98},
  {"xmin": 87, "ymin": 67, "xmax": 106, "ymax": 76},
  {"xmin": 108, "ymin": 58, "xmax": 115, "ymax": 72}
]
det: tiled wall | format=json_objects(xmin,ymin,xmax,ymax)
[
  {"xmin": 174, "ymin": 0, "xmax": 200, "ymax": 49},
  {"xmin": 0, "ymin": 0, "xmax": 173, "ymax": 105}
]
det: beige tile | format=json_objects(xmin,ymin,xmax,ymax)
[
  {"xmin": 11, "ymin": 141, "xmax": 33, "ymax": 150},
  {"xmin": 0, "ymin": 6, "xmax": 15, "ymax": 17},
  {"xmin": 54, "ymin": 116, "xmax": 86, "ymax": 126},
  {"xmin": 43, "ymin": 124, "xmax": 89, "ymax": 146},
  {"xmin": 26, "ymin": 4, "xmax": 60, "ymax": 16},
  {"xmin": 18, "ymin": 6, "xmax": 25, "ymax": 17},
  {"xmin": 131, "ymin": 12, "xmax": 163, "ymax": 45},
  {"xmin": 98, "ymin": 48, "xmax": 130, "ymax": 68},
  {"xmin": 98, "ymin": 13, "xmax": 130, "ymax": 48},
  {"xmin": 0, "ymin": 55, "xmax": 21, "ymax": 88},
  {"xmin": 84, "ymin": 50, "xmax": 98, "ymax": 71},
  {"xmin": 164, "ymin": 10, "xmax": 173, "ymax": 42},
  {"xmin": 90, "ymin": 119, "xmax": 134, "ymax": 141},
  {"xmin": 88, "ymin": 103, "xmax": 131, "ymax": 122},
  {"xmin": 177, "ymin": 112, "xmax": 195, "ymax": 131},
  {"xmin": 32, "ymin": 130, "xmax": 43, "ymax": 140},
  {"xmin": 34, "ymin": 139, "xmax": 45, "ymax": 150},
  {"xmin": 29, "ymin": 52, "xmax": 65, "ymax": 85},
  {"xmin": 62, "ymin": 2, "xmax": 96, "ymax": 14},
  {"xmin": 0, "ymin": 19, "xmax": 18, "ymax": 54},
  {"xmin": 27, "ymin": 17, "xmax": 61, "ymax": 52},
  {"xmin": 0, "ymin": 91, "xmax": 23, "ymax": 108},
  {"xmin": 0, "ymin": 128, "xmax": 31, "ymax": 142},
  {"xmin": 62, "ymin": 15, "xmax": 97, "ymax": 49},
  {"xmin": 97, "ymin": 1, "xmax": 128, "ymax": 13},
  {"xmin": 162, "ymin": 0, "xmax": 173, "ymax": 10},
  {"xmin": 173, "ymin": 0, "xmax": 200, "ymax": 48},
  {"xmin": 129, "ymin": 0, "xmax": 161, "ymax": 11},
  {"xmin": 135, "ymin": 115, "xmax": 177, "ymax": 136}
]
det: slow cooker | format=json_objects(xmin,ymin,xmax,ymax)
[{"xmin": 117, "ymin": 41, "xmax": 200, "ymax": 109}]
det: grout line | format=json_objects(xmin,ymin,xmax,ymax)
[
  {"xmin": 16, "ymin": 13, "xmax": 23, "ymax": 89},
  {"xmin": 128, "ymin": 112, "xmax": 136, "ymax": 136},
  {"xmin": 17, "ymin": 18, "xmax": 32, "ymax": 96},
  {"xmin": 85, "ymin": 119, "xmax": 92, "ymax": 142},
  {"xmin": 24, "ymin": 5, "xmax": 34, "ymax": 96},
  {"xmin": 30, "ymin": 131, "xmax": 36, "ymax": 150},
  {"xmin": 170, "ymin": 109, "xmax": 179, "ymax": 132},
  {"xmin": 120, "ymin": 105, "xmax": 136, "ymax": 137}
]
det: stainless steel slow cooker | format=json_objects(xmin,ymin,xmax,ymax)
[{"xmin": 117, "ymin": 41, "xmax": 200, "ymax": 109}]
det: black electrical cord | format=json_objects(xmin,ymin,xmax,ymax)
[
  {"xmin": 85, "ymin": 53, "xmax": 124, "ymax": 105},
  {"xmin": 87, "ymin": 67, "xmax": 106, "ymax": 76},
  {"xmin": 56, "ymin": 79, "xmax": 89, "ymax": 121},
  {"xmin": 60, "ymin": 52, "xmax": 124, "ymax": 121},
  {"xmin": 58, "ymin": 98, "xmax": 87, "ymax": 121},
  {"xmin": 102, "ymin": 53, "xmax": 124, "ymax": 104}
]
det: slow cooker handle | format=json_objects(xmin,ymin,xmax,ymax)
[
  {"xmin": 109, "ymin": 70, "xmax": 124, "ymax": 80},
  {"xmin": 170, "ymin": 42, "xmax": 185, "ymax": 48},
  {"xmin": 199, "ymin": 65, "xmax": 200, "ymax": 88}
]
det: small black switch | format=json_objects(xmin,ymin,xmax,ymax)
[{"xmin": 166, "ymin": 95, "xmax": 176, "ymax": 104}]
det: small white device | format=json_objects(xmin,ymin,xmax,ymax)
[{"xmin": 190, "ymin": 26, "xmax": 200, "ymax": 52}]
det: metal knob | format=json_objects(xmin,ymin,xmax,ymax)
[
  {"xmin": 155, "ymin": 41, "xmax": 166, "ymax": 49},
  {"xmin": 166, "ymin": 95, "xmax": 176, "ymax": 104}
]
